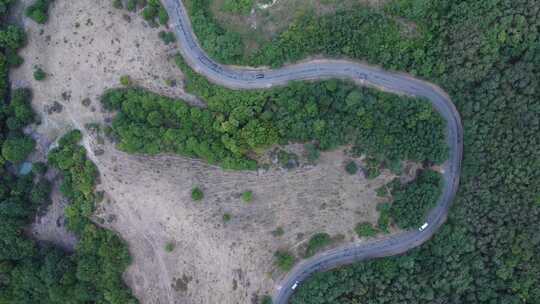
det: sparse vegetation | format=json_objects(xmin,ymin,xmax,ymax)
[
  {"xmin": 274, "ymin": 250, "xmax": 295, "ymax": 272},
  {"xmin": 191, "ymin": 187, "xmax": 204, "ymax": 201},
  {"xmin": 222, "ymin": 213, "xmax": 232, "ymax": 223}
]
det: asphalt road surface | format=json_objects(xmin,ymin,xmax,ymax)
[{"xmin": 162, "ymin": 1, "xmax": 464, "ymax": 303}]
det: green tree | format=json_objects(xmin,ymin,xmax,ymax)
[
  {"xmin": 274, "ymin": 250, "xmax": 295, "ymax": 272},
  {"xmin": 1, "ymin": 136, "xmax": 35, "ymax": 163}
]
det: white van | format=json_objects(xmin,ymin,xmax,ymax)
[
  {"xmin": 419, "ymin": 222, "xmax": 429, "ymax": 231},
  {"xmin": 291, "ymin": 281, "xmax": 299, "ymax": 290}
]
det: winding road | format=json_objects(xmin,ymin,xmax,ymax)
[{"xmin": 161, "ymin": 0, "xmax": 463, "ymax": 303}]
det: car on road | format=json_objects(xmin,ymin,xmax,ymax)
[
  {"xmin": 291, "ymin": 281, "xmax": 299, "ymax": 290},
  {"xmin": 419, "ymin": 222, "xmax": 429, "ymax": 231}
]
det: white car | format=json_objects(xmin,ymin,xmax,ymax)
[
  {"xmin": 419, "ymin": 222, "xmax": 429, "ymax": 231},
  {"xmin": 291, "ymin": 281, "xmax": 299, "ymax": 290}
]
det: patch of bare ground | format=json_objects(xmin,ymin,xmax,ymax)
[
  {"xmin": 12, "ymin": 0, "xmax": 398, "ymax": 303},
  {"xmin": 90, "ymin": 138, "xmax": 394, "ymax": 304}
]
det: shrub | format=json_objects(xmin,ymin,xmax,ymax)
[
  {"xmin": 271, "ymin": 227, "xmax": 284, "ymax": 237},
  {"xmin": 33, "ymin": 67, "xmax": 46, "ymax": 80},
  {"xmin": 165, "ymin": 242, "xmax": 175, "ymax": 252},
  {"xmin": 141, "ymin": 5, "xmax": 158, "ymax": 22},
  {"xmin": 126, "ymin": 0, "xmax": 137, "ymax": 11},
  {"xmin": 119, "ymin": 75, "xmax": 131, "ymax": 86},
  {"xmin": 260, "ymin": 295, "xmax": 273, "ymax": 304},
  {"xmin": 222, "ymin": 213, "xmax": 232, "ymax": 223},
  {"xmin": 158, "ymin": 31, "xmax": 176, "ymax": 45},
  {"xmin": 112, "ymin": 0, "xmax": 123, "ymax": 9},
  {"xmin": 191, "ymin": 187, "xmax": 203, "ymax": 201},
  {"xmin": 25, "ymin": 0, "xmax": 51, "ymax": 24},
  {"xmin": 158, "ymin": 6, "xmax": 168, "ymax": 25},
  {"xmin": 345, "ymin": 161, "xmax": 358, "ymax": 175},
  {"xmin": 305, "ymin": 233, "xmax": 331, "ymax": 257},
  {"xmin": 355, "ymin": 222, "xmax": 378, "ymax": 238},
  {"xmin": 241, "ymin": 190, "xmax": 253, "ymax": 203},
  {"xmin": 274, "ymin": 250, "xmax": 295, "ymax": 272}
]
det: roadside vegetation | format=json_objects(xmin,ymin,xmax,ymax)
[
  {"xmin": 100, "ymin": 56, "xmax": 446, "ymax": 172},
  {"xmin": 303, "ymin": 233, "xmax": 332, "ymax": 258},
  {"xmin": 274, "ymin": 250, "xmax": 295, "ymax": 271}
]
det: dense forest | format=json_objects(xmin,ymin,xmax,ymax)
[
  {"xmin": 101, "ymin": 56, "xmax": 446, "ymax": 173},
  {"xmin": 181, "ymin": 0, "xmax": 540, "ymax": 303},
  {"xmin": 0, "ymin": 1, "xmax": 136, "ymax": 303}
]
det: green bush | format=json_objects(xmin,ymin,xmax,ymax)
[
  {"xmin": 1, "ymin": 136, "xmax": 35, "ymax": 163},
  {"xmin": 304, "ymin": 233, "xmax": 331, "ymax": 257},
  {"xmin": 126, "ymin": 0, "xmax": 137, "ymax": 11},
  {"xmin": 158, "ymin": 6, "xmax": 169, "ymax": 25},
  {"xmin": 222, "ymin": 213, "xmax": 232, "ymax": 222},
  {"xmin": 0, "ymin": 25, "xmax": 27, "ymax": 50},
  {"xmin": 271, "ymin": 227, "xmax": 284, "ymax": 237},
  {"xmin": 345, "ymin": 161, "xmax": 358, "ymax": 175},
  {"xmin": 355, "ymin": 222, "xmax": 377, "ymax": 238},
  {"xmin": 274, "ymin": 250, "xmax": 295, "ymax": 272},
  {"xmin": 25, "ymin": 0, "xmax": 51, "ymax": 24},
  {"xmin": 191, "ymin": 187, "xmax": 204, "ymax": 201},
  {"xmin": 158, "ymin": 31, "xmax": 176, "ymax": 44},
  {"xmin": 33, "ymin": 67, "xmax": 46, "ymax": 80},
  {"xmin": 241, "ymin": 190, "xmax": 253, "ymax": 203},
  {"xmin": 112, "ymin": 0, "xmax": 123, "ymax": 9},
  {"xmin": 260, "ymin": 295, "xmax": 273, "ymax": 304},
  {"xmin": 119, "ymin": 74, "xmax": 132, "ymax": 86},
  {"xmin": 165, "ymin": 242, "xmax": 175, "ymax": 252}
]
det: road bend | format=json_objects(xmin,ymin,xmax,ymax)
[{"xmin": 161, "ymin": 1, "xmax": 464, "ymax": 303}]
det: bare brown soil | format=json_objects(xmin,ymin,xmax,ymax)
[{"xmin": 12, "ymin": 0, "xmax": 396, "ymax": 303}]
